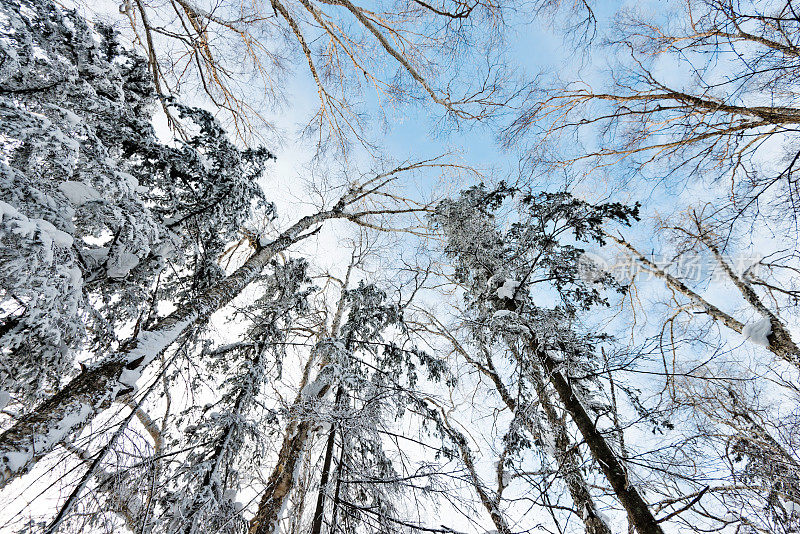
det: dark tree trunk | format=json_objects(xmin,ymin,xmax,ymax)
[
  {"xmin": 538, "ymin": 347, "xmax": 664, "ymax": 534},
  {"xmin": 310, "ymin": 387, "xmax": 342, "ymax": 534}
]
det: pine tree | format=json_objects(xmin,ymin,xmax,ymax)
[{"xmin": 0, "ymin": 0, "xmax": 424, "ymax": 488}]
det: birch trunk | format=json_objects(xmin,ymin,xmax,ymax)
[
  {"xmin": 248, "ymin": 279, "xmax": 353, "ymax": 534},
  {"xmin": 609, "ymin": 233, "xmax": 800, "ymax": 370},
  {"xmin": 248, "ymin": 418, "xmax": 316, "ymax": 534}
]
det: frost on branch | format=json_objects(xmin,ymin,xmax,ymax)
[{"xmin": 294, "ymin": 282, "xmax": 453, "ymax": 533}]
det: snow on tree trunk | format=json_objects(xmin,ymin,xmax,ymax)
[
  {"xmin": 163, "ymin": 259, "xmax": 312, "ymax": 534},
  {"xmin": 0, "ymin": 208, "xmax": 345, "ymax": 488},
  {"xmin": 0, "ymin": 315, "xmax": 193, "ymax": 488},
  {"xmin": 1, "ymin": 0, "xmax": 275, "ymax": 409}
]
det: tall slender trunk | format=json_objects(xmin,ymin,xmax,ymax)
[
  {"xmin": 249, "ymin": 275, "xmax": 355, "ymax": 534},
  {"xmin": 0, "ymin": 207, "xmax": 345, "ymax": 488},
  {"xmin": 528, "ymin": 361, "xmax": 613, "ymax": 534},
  {"xmin": 451, "ymin": 429, "xmax": 514, "ymax": 534},
  {"xmin": 329, "ymin": 441, "xmax": 344, "ymax": 532},
  {"xmin": 536, "ymin": 345, "xmax": 664, "ymax": 534},
  {"xmin": 247, "ymin": 350, "xmax": 335, "ymax": 534},
  {"xmin": 310, "ymin": 387, "xmax": 342, "ymax": 534},
  {"xmin": 444, "ymin": 322, "xmax": 612, "ymax": 534},
  {"xmin": 432, "ymin": 402, "xmax": 513, "ymax": 534}
]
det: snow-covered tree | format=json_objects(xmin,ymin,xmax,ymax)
[
  {"xmin": 0, "ymin": 0, "xmax": 432, "ymax": 491},
  {"xmin": 0, "ymin": 0, "xmax": 272, "ymax": 406},
  {"xmin": 431, "ymin": 184, "xmax": 666, "ymax": 534},
  {"xmin": 160, "ymin": 259, "xmax": 313, "ymax": 534},
  {"xmin": 8, "ymin": 0, "xmax": 800, "ymax": 532},
  {"xmin": 249, "ymin": 281, "xmax": 450, "ymax": 534}
]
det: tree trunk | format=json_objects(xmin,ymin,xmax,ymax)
[
  {"xmin": 249, "ymin": 375, "xmax": 336, "ymax": 534},
  {"xmin": 437, "ymin": 408, "xmax": 513, "ymax": 534},
  {"xmin": 528, "ymin": 361, "xmax": 613, "ymax": 534},
  {"xmin": 537, "ymin": 347, "xmax": 664, "ymax": 534},
  {"xmin": 609, "ymin": 233, "xmax": 800, "ymax": 370},
  {"xmin": 248, "ymin": 419, "xmax": 315, "ymax": 534},
  {"xmin": 432, "ymin": 323, "xmax": 612, "ymax": 534},
  {"xmin": 249, "ymin": 272, "xmax": 357, "ymax": 534},
  {"xmin": 309, "ymin": 387, "xmax": 342, "ymax": 534}
]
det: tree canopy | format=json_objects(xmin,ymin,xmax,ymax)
[{"xmin": 2, "ymin": 0, "xmax": 800, "ymax": 533}]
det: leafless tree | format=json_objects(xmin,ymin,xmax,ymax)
[
  {"xmin": 114, "ymin": 0, "xmax": 516, "ymax": 148},
  {"xmin": 507, "ymin": 0, "xmax": 800, "ymax": 230}
]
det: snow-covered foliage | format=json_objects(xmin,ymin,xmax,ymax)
[
  {"xmin": 433, "ymin": 185, "xmax": 637, "ymax": 317},
  {"xmin": 309, "ymin": 282, "xmax": 449, "ymax": 403},
  {"xmin": 445, "ymin": 185, "xmax": 635, "ymax": 313},
  {"xmin": 4, "ymin": 0, "xmax": 800, "ymax": 532},
  {"xmin": 431, "ymin": 184, "xmax": 640, "ymax": 529},
  {"xmin": 431, "ymin": 185, "xmax": 638, "ymax": 384},
  {"xmin": 152, "ymin": 269, "xmax": 449, "ymax": 534},
  {"xmin": 161, "ymin": 259, "xmax": 312, "ymax": 533},
  {"xmin": 0, "ymin": 0, "xmax": 273, "ymax": 404}
]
